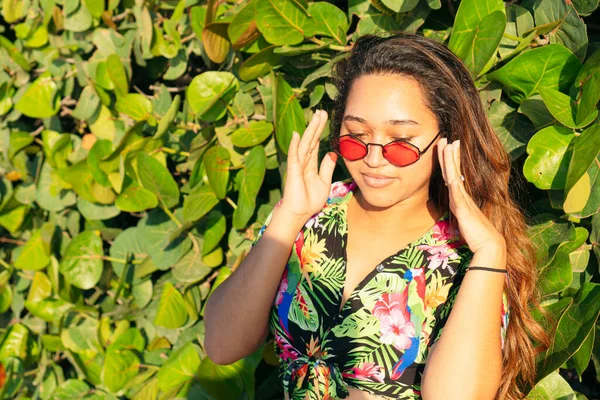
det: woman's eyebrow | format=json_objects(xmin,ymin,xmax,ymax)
[{"xmin": 343, "ymin": 114, "xmax": 420, "ymax": 126}]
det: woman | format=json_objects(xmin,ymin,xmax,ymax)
[{"xmin": 204, "ymin": 32, "xmax": 550, "ymax": 399}]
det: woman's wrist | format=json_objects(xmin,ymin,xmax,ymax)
[{"xmin": 471, "ymin": 243, "xmax": 507, "ymax": 271}]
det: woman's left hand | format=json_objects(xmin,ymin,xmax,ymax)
[{"xmin": 437, "ymin": 137, "xmax": 506, "ymax": 255}]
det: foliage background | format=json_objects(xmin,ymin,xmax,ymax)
[{"xmin": 0, "ymin": 0, "xmax": 600, "ymax": 398}]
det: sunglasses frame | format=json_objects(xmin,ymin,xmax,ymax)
[{"xmin": 330, "ymin": 130, "xmax": 444, "ymax": 167}]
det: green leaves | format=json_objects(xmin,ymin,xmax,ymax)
[
  {"xmin": 487, "ymin": 44, "xmax": 582, "ymax": 103},
  {"xmin": 154, "ymin": 282, "xmax": 188, "ymax": 329},
  {"xmin": 255, "ymin": 0, "xmax": 315, "ymax": 46},
  {"xmin": 0, "ymin": 1, "xmax": 599, "ymax": 398},
  {"xmin": 448, "ymin": 0, "xmax": 506, "ymax": 77},
  {"xmin": 137, "ymin": 153, "xmax": 180, "ymax": 209},
  {"xmin": 115, "ymin": 94, "xmax": 153, "ymax": 121},
  {"xmin": 204, "ymin": 146, "xmax": 231, "ymax": 198},
  {"xmin": 187, "ymin": 71, "xmax": 239, "ymax": 121},
  {"xmin": 156, "ymin": 342, "xmax": 201, "ymax": 391},
  {"xmin": 183, "ymin": 185, "xmax": 220, "ymax": 222},
  {"xmin": 275, "ymin": 74, "xmax": 306, "ymax": 154},
  {"xmin": 15, "ymin": 72, "xmax": 60, "ymax": 118},
  {"xmin": 537, "ymin": 283, "xmax": 600, "ymax": 380},
  {"xmin": 231, "ymin": 121, "xmax": 274, "ymax": 148},
  {"xmin": 233, "ymin": 146, "xmax": 267, "ymax": 229},
  {"xmin": 59, "ymin": 231, "xmax": 104, "ymax": 290},
  {"xmin": 523, "ymin": 126, "xmax": 575, "ymax": 190}
]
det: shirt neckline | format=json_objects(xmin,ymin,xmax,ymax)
[{"xmin": 335, "ymin": 177, "xmax": 450, "ymax": 316}]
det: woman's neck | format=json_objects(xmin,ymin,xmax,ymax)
[{"xmin": 350, "ymin": 187, "xmax": 442, "ymax": 234}]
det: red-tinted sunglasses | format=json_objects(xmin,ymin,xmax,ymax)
[{"xmin": 330, "ymin": 131, "xmax": 443, "ymax": 167}]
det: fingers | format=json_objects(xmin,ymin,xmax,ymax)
[
  {"xmin": 297, "ymin": 110, "xmax": 323, "ymax": 163},
  {"xmin": 308, "ymin": 110, "xmax": 328, "ymax": 172},
  {"xmin": 438, "ymin": 137, "xmax": 447, "ymax": 184},
  {"xmin": 319, "ymin": 152, "xmax": 337, "ymax": 183}
]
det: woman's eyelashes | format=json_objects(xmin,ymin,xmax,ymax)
[{"xmin": 349, "ymin": 132, "xmax": 415, "ymax": 142}]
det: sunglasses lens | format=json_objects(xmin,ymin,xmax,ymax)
[
  {"xmin": 384, "ymin": 142, "xmax": 419, "ymax": 166},
  {"xmin": 334, "ymin": 136, "xmax": 420, "ymax": 166},
  {"xmin": 337, "ymin": 136, "xmax": 367, "ymax": 160}
]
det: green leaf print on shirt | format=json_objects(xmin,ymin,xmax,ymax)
[{"xmin": 331, "ymin": 308, "xmax": 380, "ymax": 338}]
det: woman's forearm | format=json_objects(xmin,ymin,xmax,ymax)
[
  {"xmin": 204, "ymin": 205, "xmax": 306, "ymax": 364},
  {"xmin": 421, "ymin": 244, "xmax": 507, "ymax": 399}
]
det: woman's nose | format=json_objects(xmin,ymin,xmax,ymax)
[{"xmin": 364, "ymin": 143, "xmax": 388, "ymax": 166}]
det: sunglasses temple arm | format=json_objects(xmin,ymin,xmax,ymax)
[{"xmin": 419, "ymin": 130, "xmax": 443, "ymax": 155}]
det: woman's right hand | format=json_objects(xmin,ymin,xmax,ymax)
[{"xmin": 279, "ymin": 109, "xmax": 338, "ymax": 221}]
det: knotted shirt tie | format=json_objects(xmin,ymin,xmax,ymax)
[{"xmin": 282, "ymin": 355, "xmax": 350, "ymax": 400}]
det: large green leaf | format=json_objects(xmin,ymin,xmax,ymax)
[
  {"xmin": 156, "ymin": 342, "xmax": 201, "ymax": 391},
  {"xmin": 186, "ymin": 71, "xmax": 239, "ymax": 121},
  {"xmin": 564, "ymin": 123, "xmax": 600, "ymax": 196},
  {"xmin": 537, "ymin": 282, "xmax": 600, "ymax": 380},
  {"xmin": 231, "ymin": 121, "xmax": 274, "ymax": 148},
  {"xmin": 238, "ymin": 46, "xmax": 282, "ymax": 82},
  {"xmin": 24, "ymin": 298, "xmax": 74, "ymax": 324},
  {"xmin": 203, "ymin": 146, "xmax": 231, "ymax": 199},
  {"xmin": 183, "ymin": 184, "xmax": 220, "ymax": 223},
  {"xmin": 255, "ymin": 0, "xmax": 316, "ymax": 46},
  {"xmin": 109, "ymin": 227, "xmax": 157, "ymax": 279},
  {"xmin": 228, "ymin": 0, "xmax": 259, "ymax": 49},
  {"xmin": 574, "ymin": 49, "xmax": 600, "ymax": 125},
  {"xmin": 528, "ymin": 213, "xmax": 577, "ymax": 269},
  {"xmin": 537, "ymin": 227, "xmax": 587, "ymax": 296},
  {"xmin": 307, "ymin": 2, "xmax": 348, "ymax": 44},
  {"xmin": 106, "ymin": 53, "xmax": 129, "ymax": 97},
  {"xmin": 115, "ymin": 93, "xmax": 153, "ymax": 121},
  {"xmin": 529, "ymin": 0, "xmax": 588, "ymax": 61},
  {"xmin": 115, "ymin": 182, "xmax": 159, "ymax": 212},
  {"xmin": 275, "ymin": 74, "xmax": 306, "ymax": 154},
  {"xmin": 202, "ymin": 211, "xmax": 227, "ymax": 255},
  {"xmin": 196, "ymin": 355, "xmax": 248, "ymax": 399},
  {"xmin": 140, "ymin": 209, "xmax": 192, "ymax": 269},
  {"xmin": 523, "ymin": 125, "xmax": 575, "ymax": 190},
  {"xmin": 172, "ymin": 249, "xmax": 212, "ymax": 283},
  {"xmin": 487, "ymin": 44, "xmax": 581, "ymax": 103},
  {"xmin": 448, "ymin": 0, "xmax": 505, "ymax": 77},
  {"xmin": 15, "ymin": 72, "xmax": 60, "ymax": 118},
  {"xmin": 487, "ymin": 100, "xmax": 535, "ymax": 160},
  {"xmin": 154, "ymin": 282, "xmax": 188, "ymax": 329},
  {"xmin": 59, "ymin": 231, "xmax": 104, "ymax": 290},
  {"xmin": 77, "ymin": 198, "xmax": 121, "ymax": 221},
  {"xmin": 102, "ymin": 349, "xmax": 140, "ymax": 393},
  {"xmin": 14, "ymin": 229, "xmax": 51, "ymax": 271},
  {"xmin": 233, "ymin": 146, "xmax": 267, "ymax": 229},
  {"xmin": 539, "ymin": 87, "xmax": 598, "ymax": 129},
  {"xmin": 137, "ymin": 153, "xmax": 180, "ymax": 209},
  {"xmin": 525, "ymin": 370, "xmax": 575, "ymax": 399}
]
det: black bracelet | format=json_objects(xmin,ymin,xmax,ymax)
[{"xmin": 466, "ymin": 266, "xmax": 508, "ymax": 274}]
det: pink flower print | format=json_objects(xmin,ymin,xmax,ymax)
[
  {"xmin": 275, "ymin": 271, "xmax": 288, "ymax": 306},
  {"xmin": 372, "ymin": 292, "xmax": 409, "ymax": 321},
  {"xmin": 330, "ymin": 181, "xmax": 353, "ymax": 199},
  {"xmin": 432, "ymin": 219, "xmax": 454, "ymax": 241},
  {"xmin": 275, "ymin": 332, "xmax": 299, "ymax": 362},
  {"xmin": 342, "ymin": 362, "xmax": 385, "ymax": 383},
  {"xmin": 378, "ymin": 308, "xmax": 416, "ymax": 351},
  {"xmin": 416, "ymin": 243, "xmax": 460, "ymax": 273},
  {"xmin": 305, "ymin": 211, "xmax": 324, "ymax": 230}
]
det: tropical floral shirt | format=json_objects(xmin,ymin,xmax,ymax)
[{"xmin": 251, "ymin": 177, "xmax": 510, "ymax": 400}]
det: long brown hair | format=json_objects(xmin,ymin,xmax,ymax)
[{"xmin": 328, "ymin": 32, "xmax": 551, "ymax": 399}]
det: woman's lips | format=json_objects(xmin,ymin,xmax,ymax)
[{"xmin": 362, "ymin": 173, "xmax": 395, "ymax": 188}]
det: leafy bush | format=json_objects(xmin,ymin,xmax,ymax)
[{"xmin": 0, "ymin": 0, "xmax": 599, "ymax": 398}]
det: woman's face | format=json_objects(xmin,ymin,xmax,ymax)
[{"xmin": 341, "ymin": 74, "xmax": 442, "ymax": 209}]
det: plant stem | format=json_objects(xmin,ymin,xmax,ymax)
[
  {"xmin": 161, "ymin": 204, "xmax": 182, "ymax": 228},
  {"xmin": 502, "ymin": 32, "xmax": 522, "ymax": 42},
  {"xmin": 226, "ymin": 197, "xmax": 238, "ymax": 209}
]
